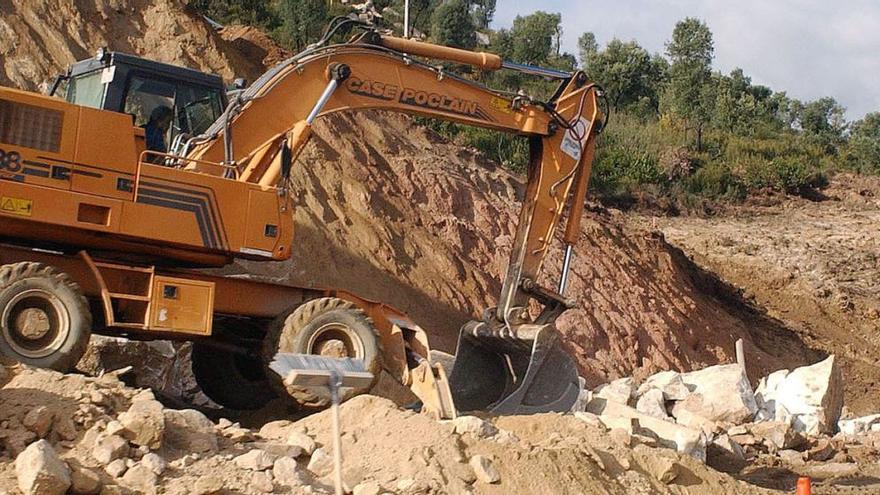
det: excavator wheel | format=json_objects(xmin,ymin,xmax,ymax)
[
  {"xmin": 263, "ymin": 297, "xmax": 382, "ymax": 408},
  {"xmin": 0, "ymin": 262, "xmax": 92, "ymax": 371},
  {"xmin": 191, "ymin": 341, "xmax": 277, "ymax": 411}
]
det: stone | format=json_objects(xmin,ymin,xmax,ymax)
[
  {"xmin": 353, "ymin": 480, "xmax": 383, "ymax": 495},
  {"xmin": 234, "ymin": 449, "xmax": 277, "ymax": 471},
  {"xmin": 15, "ymin": 440, "xmax": 71, "ymax": 495},
  {"xmin": 140, "ymin": 453, "xmax": 167, "ymax": 475},
  {"xmin": 193, "ymin": 475, "xmax": 225, "ymax": 495},
  {"xmin": 754, "ymin": 356, "xmax": 844, "ymax": 436},
  {"xmin": 777, "ymin": 449, "xmax": 805, "ymax": 465},
  {"xmin": 838, "ymin": 414, "xmax": 880, "ymax": 435},
  {"xmin": 92, "ymin": 434, "xmax": 129, "ymax": 464},
  {"xmin": 711, "ymin": 434, "xmax": 745, "ymax": 461},
  {"xmin": 251, "ymin": 471, "xmax": 274, "ymax": 493},
  {"xmin": 23, "ymin": 406, "xmax": 54, "ymax": 438},
  {"xmin": 452, "ymin": 415, "xmax": 497, "ymax": 438},
  {"xmin": 571, "ymin": 377, "xmax": 593, "ymax": 413},
  {"xmin": 593, "ymin": 377, "xmax": 636, "ymax": 406},
  {"xmin": 749, "ymin": 421, "xmax": 805, "ymax": 451},
  {"xmin": 273, "ymin": 456, "xmax": 305, "ymax": 487},
  {"xmin": 671, "ymin": 365, "xmax": 757, "ymax": 424},
  {"xmin": 70, "ymin": 465, "xmax": 102, "ymax": 495},
  {"xmin": 217, "ymin": 418, "xmax": 233, "ymax": 429},
  {"xmin": 105, "ymin": 421, "xmax": 125, "ymax": 436},
  {"xmin": 121, "ymin": 464, "xmax": 158, "ymax": 494},
  {"xmin": 574, "ymin": 411, "xmax": 604, "ymax": 428},
  {"xmin": 163, "ymin": 409, "xmax": 218, "ymax": 453},
  {"xmin": 469, "ymin": 455, "xmax": 500, "ymax": 484},
  {"xmin": 806, "ymin": 438, "xmax": 836, "ymax": 462},
  {"xmin": 287, "ymin": 431, "xmax": 317, "ymax": 455},
  {"xmin": 804, "ymin": 462, "xmax": 859, "ymax": 479},
  {"xmin": 588, "ymin": 398, "xmax": 707, "ymax": 462},
  {"xmin": 673, "ymin": 409, "xmax": 719, "ymax": 437},
  {"xmin": 598, "ymin": 415, "xmax": 637, "ymax": 434},
  {"xmin": 609, "ymin": 428, "xmax": 632, "ymax": 447},
  {"xmin": 636, "ymin": 389, "xmax": 670, "ymax": 420},
  {"xmin": 307, "ymin": 447, "xmax": 334, "ymax": 476},
  {"xmin": 259, "ymin": 420, "xmax": 293, "ymax": 440},
  {"xmin": 53, "ymin": 415, "xmax": 78, "ymax": 441},
  {"xmin": 119, "ymin": 399, "xmax": 165, "ymax": 450},
  {"xmin": 105, "ymin": 459, "xmax": 128, "ymax": 478},
  {"xmin": 643, "ymin": 455, "xmax": 679, "ymax": 484},
  {"xmin": 637, "ymin": 370, "xmax": 691, "ymax": 401}
]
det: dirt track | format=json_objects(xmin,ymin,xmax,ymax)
[{"xmin": 645, "ymin": 174, "xmax": 880, "ymax": 414}]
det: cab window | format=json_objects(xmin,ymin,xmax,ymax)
[
  {"xmin": 124, "ymin": 75, "xmax": 175, "ymax": 128},
  {"xmin": 67, "ymin": 71, "xmax": 107, "ymax": 109}
]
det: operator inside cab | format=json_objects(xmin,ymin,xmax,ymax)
[{"xmin": 143, "ymin": 105, "xmax": 173, "ymax": 161}]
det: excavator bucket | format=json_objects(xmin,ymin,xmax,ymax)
[{"xmin": 449, "ymin": 321, "xmax": 581, "ymax": 414}]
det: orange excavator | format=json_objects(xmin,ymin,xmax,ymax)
[{"xmin": 0, "ymin": 18, "xmax": 603, "ymax": 417}]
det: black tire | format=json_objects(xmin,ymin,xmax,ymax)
[
  {"xmin": 263, "ymin": 297, "xmax": 382, "ymax": 408},
  {"xmin": 191, "ymin": 341, "xmax": 277, "ymax": 410},
  {"xmin": 0, "ymin": 262, "xmax": 91, "ymax": 371}
]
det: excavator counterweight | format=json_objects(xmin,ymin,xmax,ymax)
[{"xmin": 0, "ymin": 18, "xmax": 603, "ymax": 417}]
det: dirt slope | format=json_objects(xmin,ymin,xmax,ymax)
[
  {"xmin": 650, "ymin": 174, "xmax": 880, "ymax": 414},
  {"xmin": 0, "ymin": 0, "xmax": 815, "ymax": 387}
]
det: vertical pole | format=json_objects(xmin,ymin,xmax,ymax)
[
  {"xmin": 331, "ymin": 372, "xmax": 343, "ymax": 495},
  {"xmin": 403, "ymin": 0, "xmax": 410, "ymax": 38}
]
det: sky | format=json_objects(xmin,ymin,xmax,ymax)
[{"xmin": 492, "ymin": 0, "xmax": 880, "ymax": 120}]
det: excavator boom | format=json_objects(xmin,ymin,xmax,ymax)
[{"xmin": 185, "ymin": 24, "xmax": 604, "ymax": 414}]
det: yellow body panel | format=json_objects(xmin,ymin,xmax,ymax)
[{"xmin": 149, "ymin": 276, "xmax": 215, "ymax": 335}]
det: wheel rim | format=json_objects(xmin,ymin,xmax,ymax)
[
  {"xmin": 1, "ymin": 289, "xmax": 70, "ymax": 359},
  {"xmin": 306, "ymin": 323, "xmax": 364, "ymax": 360}
]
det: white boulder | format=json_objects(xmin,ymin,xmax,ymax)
[
  {"xmin": 15, "ymin": 440, "xmax": 71, "ymax": 495},
  {"xmin": 671, "ymin": 364, "xmax": 757, "ymax": 425},
  {"xmin": 754, "ymin": 356, "xmax": 844, "ymax": 436}
]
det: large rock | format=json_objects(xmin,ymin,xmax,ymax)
[
  {"xmin": 838, "ymin": 414, "xmax": 880, "ymax": 435},
  {"xmin": 636, "ymin": 371, "xmax": 691, "ymax": 401},
  {"xmin": 593, "ymin": 377, "xmax": 636, "ymax": 406},
  {"xmin": 119, "ymin": 398, "xmax": 165, "ymax": 450},
  {"xmin": 671, "ymin": 364, "xmax": 757, "ymax": 425},
  {"xmin": 163, "ymin": 409, "xmax": 218, "ymax": 453},
  {"xmin": 636, "ymin": 389, "xmax": 670, "ymax": 420},
  {"xmin": 587, "ymin": 398, "xmax": 707, "ymax": 461},
  {"xmin": 15, "ymin": 440, "xmax": 71, "ymax": 495},
  {"xmin": 92, "ymin": 434, "xmax": 129, "ymax": 464},
  {"xmin": 754, "ymin": 356, "xmax": 844, "ymax": 435}
]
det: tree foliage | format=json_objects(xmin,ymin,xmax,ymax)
[
  {"xmin": 431, "ymin": 0, "xmax": 476, "ymax": 49},
  {"xmin": 663, "ymin": 18, "xmax": 714, "ymax": 150},
  {"xmin": 277, "ymin": 0, "xmax": 327, "ymax": 51},
  {"xmin": 585, "ymin": 39, "xmax": 667, "ymax": 113}
]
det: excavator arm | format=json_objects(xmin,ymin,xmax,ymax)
[{"xmin": 187, "ymin": 26, "xmax": 604, "ymax": 414}]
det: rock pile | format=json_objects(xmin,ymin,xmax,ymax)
[
  {"xmin": 0, "ymin": 363, "xmax": 786, "ymax": 494},
  {"xmin": 577, "ymin": 354, "xmax": 879, "ymax": 482}
]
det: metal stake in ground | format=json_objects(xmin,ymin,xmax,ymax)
[{"xmin": 270, "ymin": 354, "xmax": 375, "ymax": 495}]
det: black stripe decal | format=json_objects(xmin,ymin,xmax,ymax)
[
  {"xmin": 23, "ymin": 160, "xmax": 50, "ymax": 169},
  {"xmin": 36, "ymin": 156, "xmax": 134, "ymax": 176},
  {"xmin": 140, "ymin": 179, "xmax": 229, "ymax": 248},
  {"xmin": 137, "ymin": 187, "xmax": 219, "ymax": 249},
  {"xmin": 136, "ymin": 192, "xmax": 216, "ymax": 249},
  {"xmin": 23, "ymin": 167, "xmax": 50, "ymax": 178},
  {"xmin": 73, "ymin": 170, "xmax": 103, "ymax": 178},
  {"xmin": 0, "ymin": 174, "xmax": 26, "ymax": 183}
]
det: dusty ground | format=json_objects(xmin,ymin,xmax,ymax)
[{"xmin": 643, "ymin": 174, "xmax": 880, "ymax": 415}]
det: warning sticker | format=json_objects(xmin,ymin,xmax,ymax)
[
  {"xmin": 0, "ymin": 196, "xmax": 33, "ymax": 216},
  {"xmin": 560, "ymin": 117, "xmax": 591, "ymax": 161}
]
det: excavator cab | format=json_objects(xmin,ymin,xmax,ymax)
[{"xmin": 52, "ymin": 50, "xmax": 227, "ymax": 153}]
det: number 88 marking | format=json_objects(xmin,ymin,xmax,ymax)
[{"xmin": 0, "ymin": 149, "xmax": 23, "ymax": 172}]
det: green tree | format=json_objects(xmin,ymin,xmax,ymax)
[
  {"xmin": 797, "ymin": 97, "xmax": 847, "ymax": 139},
  {"xmin": 431, "ymin": 0, "xmax": 476, "ymax": 49},
  {"xmin": 586, "ymin": 39, "xmax": 666, "ymax": 114},
  {"xmin": 577, "ymin": 32, "xmax": 598, "ymax": 67},
  {"xmin": 847, "ymin": 112, "xmax": 880, "ymax": 173},
  {"xmin": 664, "ymin": 17, "xmax": 714, "ymax": 150},
  {"xmin": 509, "ymin": 11, "xmax": 562, "ymax": 64},
  {"xmin": 472, "ymin": 0, "xmax": 497, "ymax": 29},
  {"xmin": 190, "ymin": 0, "xmax": 279, "ymax": 28},
  {"xmin": 277, "ymin": 0, "xmax": 328, "ymax": 51}
]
